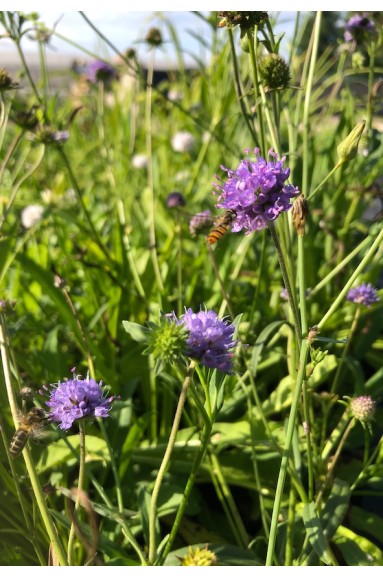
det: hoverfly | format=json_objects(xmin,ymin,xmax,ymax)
[{"xmin": 206, "ymin": 209, "xmax": 237, "ymax": 245}]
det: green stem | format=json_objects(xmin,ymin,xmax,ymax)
[
  {"xmin": 330, "ymin": 307, "xmax": 361, "ymax": 395},
  {"xmin": 15, "ymin": 40, "xmax": 42, "ymax": 104},
  {"xmin": 266, "ymin": 338, "xmax": 310, "ymax": 566},
  {"xmin": 145, "ymin": 48, "xmax": 164, "ymax": 297},
  {"xmin": 285, "ymin": 483, "xmax": 296, "ymax": 566},
  {"xmin": 208, "ymin": 448, "xmax": 248, "ymax": 547},
  {"xmin": 158, "ymin": 419, "xmax": 213, "ymax": 565},
  {"xmin": 227, "ymin": 27, "xmax": 257, "ymax": 143},
  {"xmin": 67, "ymin": 420, "xmax": 86, "ymax": 565},
  {"xmin": 0, "ymin": 317, "xmax": 68, "ymax": 566},
  {"xmin": 0, "ymin": 414, "xmax": 46, "ymax": 565},
  {"xmin": 310, "ymin": 236, "xmax": 371, "ymax": 297},
  {"xmin": 268, "ymin": 223, "xmax": 301, "ymax": 343},
  {"xmin": 247, "ymin": 29, "xmax": 266, "ymax": 154},
  {"xmin": 315, "ymin": 419, "xmax": 355, "ymax": 508},
  {"xmin": 0, "ymin": 144, "xmax": 45, "ymax": 233},
  {"xmin": 148, "ymin": 360, "xmax": 196, "ymax": 564},
  {"xmin": 317, "ymin": 226, "xmax": 383, "ymax": 330},
  {"xmin": 302, "ymin": 12, "xmax": 321, "ymax": 199},
  {"xmin": 307, "ymin": 162, "xmax": 342, "ymax": 202}
]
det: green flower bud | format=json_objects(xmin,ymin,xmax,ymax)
[
  {"xmin": 337, "ymin": 120, "xmax": 365, "ymax": 163},
  {"xmin": 352, "ymin": 51, "xmax": 365, "ymax": 69},
  {"xmin": 0, "ymin": 68, "xmax": 18, "ymax": 92},
  {"xmin": 259, "ymin": 54, "xmax": 291, "ymax": 90},
  {"xmin": 145, "ymin": 27, "xmax": 162, "ymax": 47}
]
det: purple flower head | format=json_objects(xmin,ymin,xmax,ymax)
[
  {"xmin": 346, "ymin": 283, "xmax": 379, "ymax": 307},
  {"xmin": 87, "ymin": 60, "xmax": 117, "ymax": 84},
  {"xmin": 214, "ymin": 148, "xmax": 299, "ymax": 234},
  {"xmin": 189, "ymin": 210, "xmax": 211, "ymax": 236},
  {"xmin": 166, "ymin": 191, "xmax": 186, "ymax": 209},
  {"xmin": 178, "ymin": 308, "xmax": 237, "ymax": 373},
  {"xmin": 41, "ymin": 372, "xmax": 115, "ymax": 430},
  {"xmin": 344, "ymin": 14, "xmax": 375, "ymax": 43}
]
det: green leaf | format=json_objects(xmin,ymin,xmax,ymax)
[
  {"xmin": 333, "ymin": 525, "xmax": 383, "ymax": 565},
  {"xmin": 36, "ymin": 435, "xmax": 109, "ymax": 473},
  {"xmin": 251, "ymin": 320, "xmax": 286, "ymax": 376},
  {"xmin": 122, "ymin": 320, "xmax": 150, "ymax": 343},
  {"xmin": 320, "ymin": 478, "xmax": 350, "ymax": 539},
  {"xmin": 303, "ymin": 502, "xmax": 334, "ymax": 565}
]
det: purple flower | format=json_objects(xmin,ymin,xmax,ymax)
[
  {"xmin": 344, "ymin": 14, "xmax": 375, "ymax": 43},
  {"xmin": 214, "ymin": 148, "xmax": 299, "ymax": 233},
  {"xmin": 41, "ymin": 373, "xmax": 115, "ymax": 430},
  {"xmin": 87, "ymin": 60, "xmax": 117, "ymax": 84},
  {"xmin": 178, "ymin": 308, "xmax": 237, "ymax": 373},
  {"xmin": 346, "ymin": 283, "xmax": 379, "ymax": 306},
  {"xmin": 189, "ymin": 210, "xmax": 211, "ymax": 236},
  {"xmin": 166, "ymin": 191, "xmax": 186, "ymax": 208}
]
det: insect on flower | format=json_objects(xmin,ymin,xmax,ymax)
[
  {"xmin": 207, "ymin": 209, "xmax": 237, "ymax": 245},
  {"xmin": 9, "ymin": 407, "xmax": 50, "ymax": 457}
]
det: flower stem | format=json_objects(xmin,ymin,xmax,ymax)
[
  {"xmin": 145, "ymin": 48, "xmax": 164, "ymax": 298},
  {"xmin": 0, "ymin": 316, "xmax": 68, "ymax": 566},
  {"xmin": 158, "ymin": 419, "xmax": 213, "ymax": 565},
  {"xmin": 148, "ymin": 360, "xmax": 197, "ymax": 564},
  {"xmin": 227, "ymin": 27, "xmax": 257, "ymax": 143},
  {"xmin": 317, "ymin": 225, "xmax": 383, "ymax": 329},
  {"xmin": 268, "ymin": 222, "xmax": 301, "ymax": 343},
  {"xmin": 247, "ymin": 29, "xmax": 266, "ymax": 154},
  {"xmin": 266, "ymin": 337, "xmax": 309, "ymax": 566},
  {"xmin": 67, "ymin": 420, "xmax": 86, "ymax": 565}
]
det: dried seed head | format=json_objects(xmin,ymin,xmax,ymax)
[{"xmin": 292, "ymin": 194, "xmax": 309, "ymax": 236}]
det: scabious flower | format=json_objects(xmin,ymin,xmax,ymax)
[
  {"xmin": 21, "ymin": 204, "xmax": 44, "ymax": 228},
  {"xmin": 178, "ymin": 308, "xmax": 237, "ymax": 373},
  {"xmin": 189, "ymin": 210, "xmax": 211, "ymax": 236},
  {"xmin": 214, "ymin": 148, "xmax": 299, "ymax": 233},
  {"xmin": 346, "ymin": 283, "xmax": 379, "ymax": 306},
  {"xmin": 171, "ymin": 131, "xmax": 196, "ymax": 153},
  {"xmin": 166, "ymin": 191, "xmax": 186, "ymax": 208},
  {"xmin": 87, "ymin": 60, "xmax": 117, "ymax": 84},
  {"xmin": 349, "ymin": 395, "xmax": 376, "ymax": 423},
  {"xmin": 344, "ymin": 14, "xmax": 375, "ymax": 43},
  {"xmin": 41, "ymin": 373, "xmax": 115, "ymax": 430}
]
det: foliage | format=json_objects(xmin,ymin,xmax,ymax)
[{"xmin": 0, "ymin": 9, "xmax": 383, "ymax": 567}]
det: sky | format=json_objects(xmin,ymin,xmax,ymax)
[{"xmin": 1, "ymin": 11, "xmax": 300, "ymax": 68}]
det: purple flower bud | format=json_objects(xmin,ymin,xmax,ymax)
[
  {"xmin": 166, "ymin": 191, "xmax": 186, "ymax": 208},
  {"xmin": 344, "ymin": 14, "xmax": 375, "ymax": 43},
  {"xmin": 87, "ymin": 60, "xmax": 117, "ymax": 84}
]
